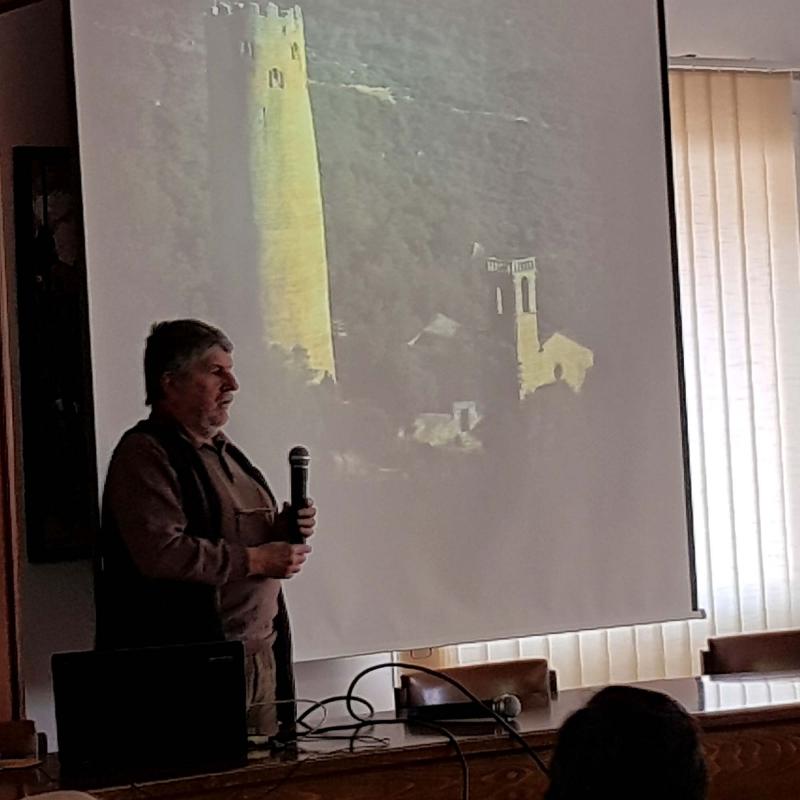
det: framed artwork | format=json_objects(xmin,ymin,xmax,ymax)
[{"xmin": 13, "ymin": 146, "xmax": 98, "ymax": 562}]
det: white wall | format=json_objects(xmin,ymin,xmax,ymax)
[{"xmin": 666, "ymin": 0, "xmax": 800, "ymax": 61}]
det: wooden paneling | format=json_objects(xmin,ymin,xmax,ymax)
[
  {"xmin": 0, "ymin": 452, "xmax": 20, "ymax": 721},
  {"xmin": 0, "ymin": 194, "xmax": 21, "ymax": 725},
  {"xmin": 0, "ymin": 0, "xmax": 47, "ymax": 15},
  {"xmin": 0, "ymin": 34, "xmax": 21, "ymax": 720}
]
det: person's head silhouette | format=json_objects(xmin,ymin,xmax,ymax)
[{"xmin": 545, "ymin": 685, "xmax": 707, "ymax": 800}]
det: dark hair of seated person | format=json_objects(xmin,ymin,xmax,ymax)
[{"xmin": 544, "ymin": 684, "xmax": 708, "ymax": 800}]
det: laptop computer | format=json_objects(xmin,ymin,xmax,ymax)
[{"xmin": 52, "ymin": 640, "xmax": 248, "ymax": 786}]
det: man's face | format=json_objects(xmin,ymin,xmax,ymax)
[{"xmin": 162, "ymin": 345, "xmax": 239, "ymax": 437}]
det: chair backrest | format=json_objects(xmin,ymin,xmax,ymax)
[
  {"xmin": 702, "ymin": 629, "xmax": 800, "ymax": 675},
  {"xmin": 395, "ymin": 658, "xmax": 556, "ymax": 714}
]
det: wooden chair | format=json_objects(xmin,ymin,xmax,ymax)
[
  {"xmin": 394, "ymin": 658, "xmax": 557, "ymax": 715},
  {"xmin": 0, "ymin": 719, "xmax": 47, "ymax": 765},
  {"xmin": 701, "ymin": 629, "xmax": 800, "ymax": 675}
]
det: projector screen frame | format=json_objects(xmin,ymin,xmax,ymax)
[
  {"xmin": 656, "ymin": 0, "xmax": 700, "ymax": 616},
  {"xmin": 66, "ymin": 0, "xmax": 703, "ymax": 659}
]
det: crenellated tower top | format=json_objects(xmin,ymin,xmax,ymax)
[
  {"xmin": 485, "ymin": 255, "xmax": 538, "ymax": 319},
  {"xmin": 207, "ymin": 1, "xmax": 308, "ymax": 85},
  {"xmin": 485, "ymin": 256, "xmax": 536, "ymax": 275},
  {"xmin": 209, "ymin": 2, "xmax": 304, "ymax": 33}
]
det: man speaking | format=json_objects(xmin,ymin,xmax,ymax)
[{"xmin": 95, "ymin": 319, "xmax": 316, "ymax": 738}]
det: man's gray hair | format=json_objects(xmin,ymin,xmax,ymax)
[{"xmin": 144, "ymin": 319, "xmax": 232, "ymax": 406}]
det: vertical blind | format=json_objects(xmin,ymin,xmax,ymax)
[{"xmin": 450, "ymin": 70, "xmax": 800, "ymax": 687}]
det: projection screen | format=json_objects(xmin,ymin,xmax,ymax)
[{"xmin": 71, "ymin": 0, "xmax": 697, "ymax": 660}]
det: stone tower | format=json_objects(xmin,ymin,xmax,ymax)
[
  {"xmin": 206, "ymin": 2, "xmax": 336, "ymax": 380},
  {"xmin": 486, "ymin": 255, "xmax": 594, "ymax": 399},
  {"xmin": 486, "ymin": 256, "xmax": 541, "ymax": 398}
]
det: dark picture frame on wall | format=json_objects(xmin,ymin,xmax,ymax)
[{"xmin": 13, "ymin": 146, "xmax": 98, "ymax": 562}]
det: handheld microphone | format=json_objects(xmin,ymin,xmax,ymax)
[
  {"xmin": 406, "ymin": 692, "xmax": 522, "ymax": 721},
  {"xmin": 288, "ymin": 445, "xmax": 310, "ymax": 545}
]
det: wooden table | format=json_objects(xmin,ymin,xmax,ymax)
[{"xmin": 5, "ymin": 671, "xmax": 800, "ymax": 800}]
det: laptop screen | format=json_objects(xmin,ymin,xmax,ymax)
[{"xmin": 52, "ymin": 640, "xmax": 248, "ymax": 785}]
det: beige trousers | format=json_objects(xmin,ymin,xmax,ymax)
[{"xmin": 245, "ymin": 642, "xmax": 279, "ymax": 737}]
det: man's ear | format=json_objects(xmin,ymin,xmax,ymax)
[{"xmin": 160, "ymin": 371, "xmax": 175, "ymax": 398}]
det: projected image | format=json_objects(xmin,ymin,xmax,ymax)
[
  {"xmin": 202, "ymin": 1, "xmax": 594, "ymax": 476},
  {"xmin": 74, "ymin": 0, "xmax": 693, "ymax": 657}
]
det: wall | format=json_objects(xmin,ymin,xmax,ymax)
[
  {"xmin": 666, "ymin": 0, "xmax": 800, "ymax": 62},
  {"xmin": 0, "ymin": 0, "xmax": 95, "ymax": 741}
]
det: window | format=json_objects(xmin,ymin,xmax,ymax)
[
  {"xmin": 520, "ymin": 276, "xmax": 531, "ymax": 313},
  {"xmin": 447, "ymin": 69, "xmax": 800, "ymax": 688},
  {"xmin": 269, "ymin": 68, "xmax": 284, "ymax": 89}
]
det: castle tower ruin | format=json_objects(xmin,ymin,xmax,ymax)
[
  {"xmin": 485, "ymin": 256, "xmax": 594, "ymax": 399},
  {"xmin": 206, "ymin": 2, "xmax": 336, "ymax": 380},
  {"xmin": 486, "ymin": 256, "xmax": 541, "ymax": 398}
]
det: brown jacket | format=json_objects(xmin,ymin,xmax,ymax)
[{"xmin": 94, "ymin": 417, "xmax": 296, "ymax": 732}]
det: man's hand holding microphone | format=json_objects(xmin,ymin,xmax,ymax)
[{"xmin": 247, "ymin": 445, "xmax": 316, "ymax": 579}]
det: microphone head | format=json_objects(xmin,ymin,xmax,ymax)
[
  {"xmin": 492, "ymin": 693, "xmax": 522, "ymax": 719},
  {"xmin": 288, "ymin": 445, "xmax": 310, "ymax": 467}
]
